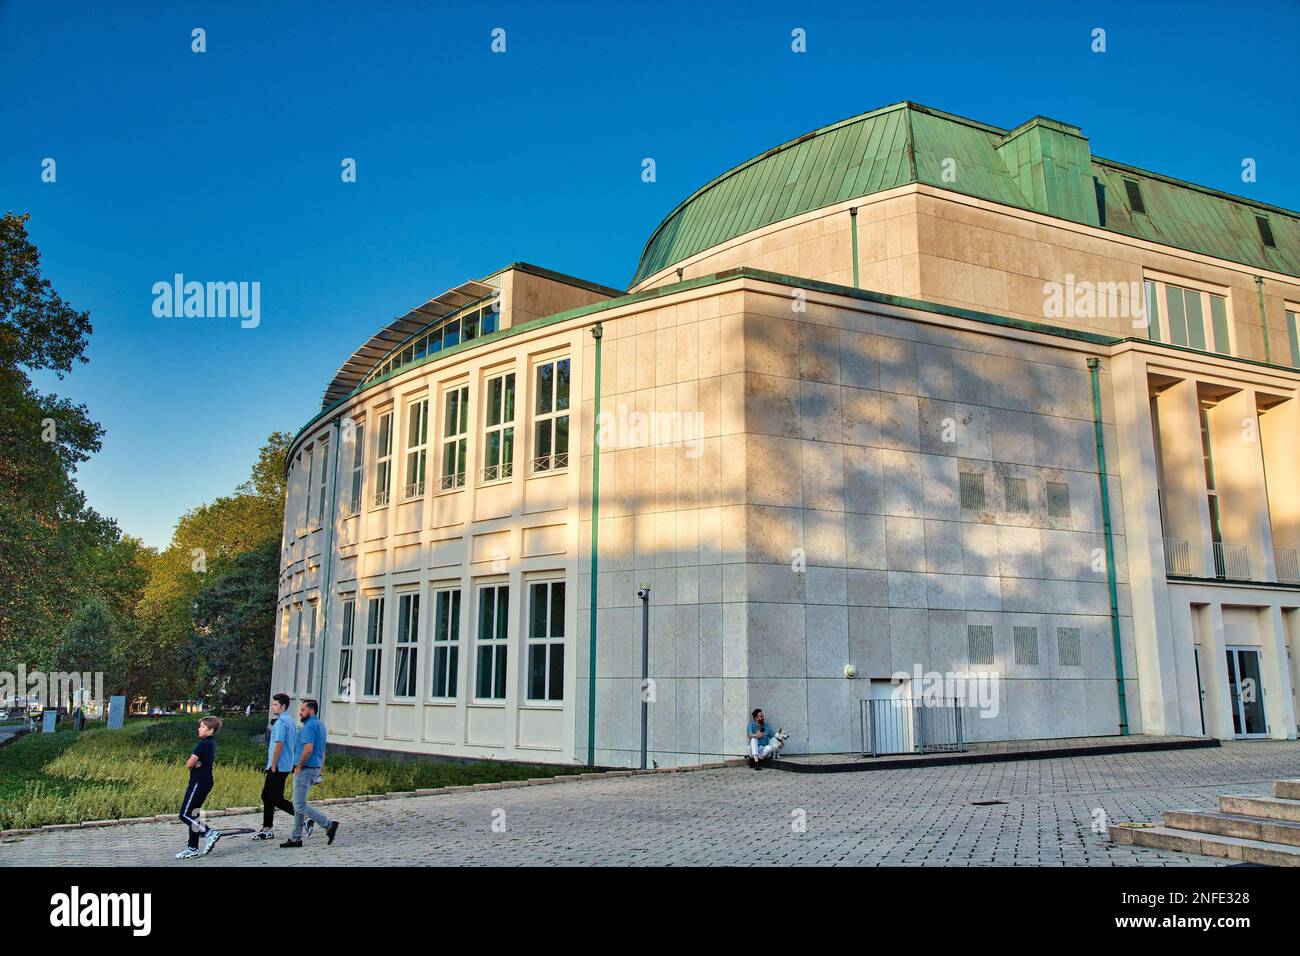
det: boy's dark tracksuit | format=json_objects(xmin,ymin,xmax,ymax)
[{"xmin": 180, "ymin": 736, "xmax": 215, "ymax": 849}]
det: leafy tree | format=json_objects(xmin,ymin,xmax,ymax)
[
  {"xmin": 0, "ymin": 212, "xmax": 108, "ymax": 665},
  {"xmin": 186, "ymin": 537, "xmax": 279, "ymax": 709}
]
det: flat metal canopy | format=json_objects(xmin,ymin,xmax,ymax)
[{"xmin": 321, "ymin": 278, "xmax": 498, "ymax": 409}]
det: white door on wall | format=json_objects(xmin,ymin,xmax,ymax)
[{"xmin": 868, "ymin": 679, "xmax": 913, "ymax": 755}]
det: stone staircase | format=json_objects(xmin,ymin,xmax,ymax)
[{"xmin": 1110, "ymin": 778, "xmax": 1300, "ymax": 866}]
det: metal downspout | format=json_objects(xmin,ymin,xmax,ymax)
[
  {"xmin": 849, "ymin": 207, "xmax": 859, "ymax": 289},
  {"xmin": 315, "ymin": 416, "xmax": 343, "ymax": 718},
  {"xmin": 1086, "ymin": 357, "xmax": 1130, "ymax": 735},
  {"xmin": 1256, "ymin": 277, "xmax": 1271, "ymax": 364},
  {"xmin": 587, "ymin": 323, "xmax": 604, "ymax": 765}
]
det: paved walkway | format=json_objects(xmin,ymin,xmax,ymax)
[{"xmin": 4, "ymin": 741, "xmax": 1297, "ymax": 866}]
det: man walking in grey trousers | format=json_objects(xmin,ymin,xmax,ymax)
[{"xmin": 280, "ymin": 698, "xmax": 341, "ymax": 849}]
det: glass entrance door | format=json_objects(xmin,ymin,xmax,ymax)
[{"xmin": 1225, "ymin": 647, "xmax": 1268, "ymax": 738}]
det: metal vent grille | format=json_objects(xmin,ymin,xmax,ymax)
[
  {"xmin": 1004, "ymin": 476, "xmax": 1030, "ymax": 512},
  {"xmin": 959, "ymin": 472, "xmax": 986, "ymax": 510},
  {"xmin": 1012, "ymin": 626, "xmax": 1039, "ymax": 665},
  {"xmin": 1046, "ymin": 481, "xmax": 1071, "ymax": 518},
  {"xmin": 1058, "ymin": 627, "xmax": 1083, "ymax": 667},
  {"xmin": 967, "ymin": 624, "xmax": 995, "ymax": 665}
]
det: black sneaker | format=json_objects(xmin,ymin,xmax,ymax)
[
  {"xmin": 279, "ymin": 839, "xmax": 302, "ymax": 848},
  {"xmin": 754, "ymin": 760, "xmax": 762, "ymax": 770},
  {"xmin": 326, "ymin": 821, "xmax": 340, "ymax": 845},
  {"xmin": 252, "ymin": 830, "xmax": 274, "ymax": 841}
]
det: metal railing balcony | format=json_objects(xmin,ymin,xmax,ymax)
[
  {"xmin": 860, "ymin": 697, "xmax": 966, "ymax": 757},
  {"xmin": 481, "ymin": 462, "xmax": 513, "ymax": 483},
  {"xmin": 531, "ymin": 452, "xmax": 569, "ymax": 474},
  {"xmin": 1275, "ymin": 548, "xmax": 1300, "ymax": 585},
  {"xmin": 1163, "ymin": 538, "xmax": 1192, "ymax": 576},
  {"xmin": 373, "ymin": 488, "xmax": 390, "ymax": 508},
  {"xmin": 1213, "ymin": 542, "xmax": 1252, "ymax": 581},
  {"xmin": 439, "ymin": 472, "xmax": 465, "ymax": 491}
]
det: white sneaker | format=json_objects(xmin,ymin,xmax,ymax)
[
  {"xmin": 304, "ymin": 820, "xmax": 315, "ymax": 838},
  {"xmin": 175, "ymin": 847, "xmax": 201, "ymax": 860},
  {"xmin": 252, "ymin": 830, "xmax": 274, "ymax": 841},
  {"xmin": 201, "ymin": 829, "xmax": 222, "ymax": 855}
]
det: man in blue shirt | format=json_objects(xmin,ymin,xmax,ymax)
[
  {"xmin": 253, "ymin": 692, "xmax": 297, "ymax": 841},
  {"xmin": 746, "ymin": 707, "xmax": 785, "ymax": 770},
  {"xmin": 281, "ymin": 699, "xmax": 340, "ymax": 848}
]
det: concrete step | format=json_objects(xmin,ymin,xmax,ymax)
[
  {"xmin": 1220, "ymin": 794, "xmax": 1300, "ymax": 823},
  {"xmin": 1274, "ymin": 779, "xmax": 1300, "ymax": 800},
  {"xmin": 1163, "ymin": 809, "xmax": 1300, "ymax": 847},
  {"xmin": 1110, "ymin": 824, "xmax": 1300, "ymax": 866}
]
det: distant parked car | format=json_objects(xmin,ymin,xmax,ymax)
[{"xmin": 0, "ymin": 710, "xmax": 10, "ymax": 719}]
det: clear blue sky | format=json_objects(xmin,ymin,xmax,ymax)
[{"xmin": 3, "ymin": 0, "xmax": 1298, "ymax": 549}]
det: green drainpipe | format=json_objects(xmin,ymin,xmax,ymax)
[
  {"xmin": 1086, "ymin": 357, "xmax": 1129, "ymax": 735},
  {"xmin": 849, "ymin": 207, "xmax": 859, "ymax": 289},
  {"xmin": 1256, "ymin": 277, "xmax": 1271, "ymax": 364},
  {"xmin": 587, "ymin": 323, "xmax": 604, "ymax": 765}
]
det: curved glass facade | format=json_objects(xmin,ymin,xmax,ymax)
[{"xmin": 363, "ymin": 296, "xmax": 501, "ymax": 386}]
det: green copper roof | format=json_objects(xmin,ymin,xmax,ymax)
[{"xmin": 630, "ymin": 101, "xmax": 1300, "ymax": 286}]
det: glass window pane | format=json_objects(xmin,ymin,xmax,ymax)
[
  {"xmin": 555, "ymin": 415, "xmax": 569, "ymax": 456},
  {"xmin": 480, "ymin": 589, "xmax": 495, "ymax": 641},
  {"xmin": 528, "ymin": 645, "xmax": 546, "ymax": 700},
  {"xmin": 536, "ymin": 420, "xmax": 552, "ymax": 459},
  {"xmin": 503, "ymin": 374, "xmax": 515, "ymax": 421},
  {"xmin": 463, "ymin": 309, "xmax": 479, "ymax": 341},
  {"xmin": 556, "ymin": 359, "xmax": 570, "ymax": 410},
  {"xmin": 1165, "ymin": 286, "xmax": 1188, "ymax": 346},
  {"xmin": 486, "ymin": 431, "xmax": 500, "ymax": 468},
  {"xmin": 493, "ymin": 647, "xmax": 507, "ymax": 699},
  {"xmin": 1289, "ymin": 312, "xmax": 1300, "ymax": 368},
  {"xmin": 536, "ymin": 364, "xmax": 553, "ymax": 414},
  {"xmin": 443, "ymin": 320, "xmax": 460, "ymax": 350},
  {"xmin": 551, "ymin": 582, "xmax": 565, "ymax": 638},
  {"xmin": 549, "ymin": 645, "xmax": 564, "ymax": 701},
  {"xmin": 450, "ymin": 590, "xmax": 460, "ymax": 640},
  {"xmin": 448, "ymin": 647, "xmax": 458, "ymax": 697},
  {"xmin": 531, "ymin": 583, "xmax": 547, "ymax": 638},
  {"xmin": 1144, "ymin": 280, "xmax": 1162, "ymax": 342},
  {"xmin": 477, "ymin": 647, "xmax": 493, "ymax": 698},
  {"xmin": 1184, "ymin": 290, "xmax": 1206, "ymax": 351},
  {"xmin": 488, "ymin": 378, "xmax": 502, "ymax": 427},
  {"xmin": 502, "ymin": 426, "xmax": 514, "ymax": 467},
  {"xmin": 496, "ymin": 587, "xmax": 509, "ymax": 637},
  {"xmin": 1209, "ymin": 295, "xmax": 1230, "ymax": 355},
  {"xmin": 483, "ymin": 304, "xmax": 499, "ymax": 335},
  {"xmin": 458, "ymin": 387, "xmax": 469, "ymax": 433}
]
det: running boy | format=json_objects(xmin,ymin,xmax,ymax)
[{"xmin": 176, "ymin": 715, "xmax": 223, "ymax": 860}]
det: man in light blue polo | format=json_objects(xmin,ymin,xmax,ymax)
[
  {"xmin": 253, "ymin": 692, "xmax": 296, "ymax": 841},
  {"xmin": 281, "ymin": 698, "xmax": 340, "ymax": 849}
]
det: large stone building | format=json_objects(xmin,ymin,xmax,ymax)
[{"xmin": 272, "ymin": 102, "xmax": 1300, "ymax": 766}]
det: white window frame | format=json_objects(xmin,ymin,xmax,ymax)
[
  {"xmin": 429, "ymin": 586, "xmax": 461, "ymax": 700},
  {"xmin": 374, "ymin": 410, "xmax": 393, "ymax": 507},
  {"xmin": 474, "ymin": 583, "xmax": 509, "ymax": 701},
  {"xmin": 337, "ymin": 596, "xmax": 356, "ymax": 698},
  {"xmin": 531, "ymin": 357, "xmax": 570, "ymax": 473},
  {"xmin": 526, "ymin": 579, "xmax": 566, "ymax": 703},
  {"xmin": 482, "ymin": 371, "xmax": 516, "ymax": 483},
  {"xmin": 362, "ymin": 594, "xmax": 385, "ymax": 698},
  {"xmin": 302, "ymin": 446, "xmax": 314, "ymax": 533},
  {"xmin": 316, "ymin": 438, "xmax": 329, "ymax": 527},
  {"xmin": 292, "ymin": 602, "xmax": 304, "ymax": 694},
  {"xmin": 404, "ymin": 398, "xmax": 429, "ymax": 499},
  {"xmin": 440, "ymin": 385, "xmax": 470, "ymax": 490},
  {"xmin": 393, "ymin": 591, "xmax": 420, "ymax": 699},
  {"xmin": 305, "ymin": 601, "xmax": 318, "ymax": 694},
  {"xmin": 1142, "ymin": 273, "xmax": 1232, "ymax": 356},
  {"xmin": 348, "ymin": 421, "xmax": 365, "ymax": 515}
]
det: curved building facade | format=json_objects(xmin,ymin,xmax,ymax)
[{"xmin": 273, "ymin": 103, "xmax": 1300, "ymax": 766}]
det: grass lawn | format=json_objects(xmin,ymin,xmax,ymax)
[{"xmin": 0, "ymin": 715, "xmax": 599, "ymax": 830}]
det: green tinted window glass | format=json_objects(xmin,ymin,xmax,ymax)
[
  {"xmin": 1184, "ymin": 289, "xmax": 1206, "ymax": 351},
  {"xmin": 1165, "ymin": 286, "xmax": 1188, "ymax": 346},
  {"xmin": 1288, "ymin": 311, "xmax": 1300, "ymax": 368},
  {"xmin": 1144, "ymin": 280, "xmax": 1162, "ymax": 341},
  {"xmin": 1209, "ymin": 295, "xmax": 1230, "ymax": 355}
]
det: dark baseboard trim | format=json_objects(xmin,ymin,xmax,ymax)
[{"xmin": 768, "ymin": 736, "xmax": 1222, "ymax": 774}]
